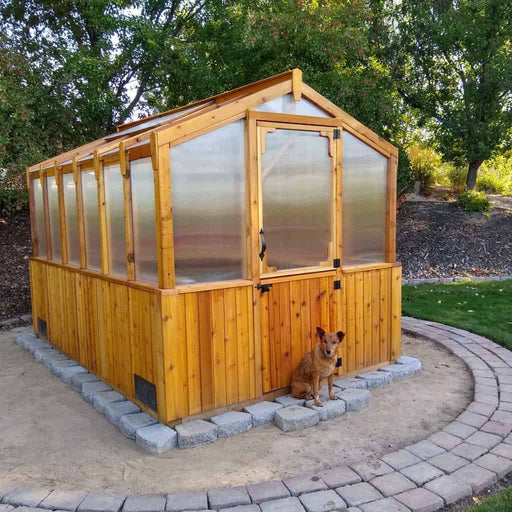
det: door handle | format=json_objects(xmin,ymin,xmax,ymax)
[{"xmin": 259, "ymin": 229, "xmax": 267, "ymax": 261}]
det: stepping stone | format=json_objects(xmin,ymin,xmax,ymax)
[
  {"xmin": 274, "ymin": 406, "xmax": 319, "ymax": 432},
  {"xmin": 244, "ymin": 401, "xmax": 283, "ymax": 427},
  {"xmin": 335, "ymin": 389, "xmax": 370, "ymax": 412},
  {"xmin": 399, "ymin": 462, "xmax": 444, "ymax": 486},
  {"xmin": 41, "ymin": 352, "xmax": 69, "ymax": 368},
  {"xmin": 48, "ymin": 359, "xmax": 77, "ymax": 376},
  {"xmin": 359, "ymin": 497, "xmax": 410, "ymax": 512},
  {"xmin": 370, "ymin": 472, "xmax": 416, "ymax": 497},
  {"xmin": 404, "ymin": 440, "xmax": 445, "ymax": 460},
  {"xmin": 350, "ymin": 459, "xmax": 394, "ymax": 481},
  {"xmin": 122, "ymin": 494, "xmax": 166, "ymax": 512},
  {"xmin": 305, "ymin": 399, "xmax": 346, "ymax": 421},
  {"xmin": 424, "ymin": 475, "xmax": 472, "ymax": 505},
  {"xmin": 394, "ymin": 488, "xmax": 443, "ymax": 512},
  {"xmin": 174, "ymin": 420, "xmax": 218, "ymax": 449},
  {"xmin": 381, "ymin": 450, "xmax": 422, "ymax": 471},
  {"xmin": 356, "ymin": 371, "xmax": 392, "ymax": 389},
  {"xmin": 316, "ymin": 466, "xmax": 361, "ymax": 488},
  {"xmin": 166, "ymin": 492, "xmax": 207, "ymax": 512},
  {"xmin": 451, "ymin": 442, "xmax": 489, "ymax": 461},
  {"xmin": 136, "ymin": 424, "xmax": 177, "ymax": 454},
  {"xmin": 299, "ymin": 490, "xmax": 346, "ymax": 512},
  {"xmin": 71, "ymin": 373, "xmax": 100, "ymax": 392},
  {"xmin": 275, "ymin": 394, "xmax": 306, "ymax": 407},
  {"xmin": 57, "ymin": 365, "xmax": 88, "ymax": 384},
  {"xmin": 333, "ymin": 378, "xmax": 368, "ymax": 390},
  {"xmin": 428, "ymin": 431, "xmax": 463, "ymax": 450},
  {"xmin": 210, "ymin": 411, "xmax": 253, "ymax": 438},
  {"xmin": 428, "ymin": 452, "xmax": 468, "ymax": 474},
  {"xmin": 39, "ymin": 490, "xmax": 88, "ymax": 511},
  {"xmin": 119, "ymin": 413, "xmax": 158, "ymax": 440},
  {"xmin": 104, "ymin": 401, "xmax": 140, "ymax": 426},
  {"xmin": 474, "ymin": 453, "xmax": 512, "ymax": 478},
  {"xmin": 336, "ymin": 483, "xmax": 383, "ymax": 507},
  {"xmin": 246, "ymin": 480, "xmax": 290, "ymax": 504},
  {"xmin": 395, "ymin": 356, "xmax": 421, "ymax": 371},
  {"xmin": 451, "ymin": 463, "xmax": 497, "ymax": 493},
  {"xmin": 93, "ymin": 391, "xmax": 125, "ymax": 414},
  {"xmin": 259, "ymin": 497, "xmax": 305, "ymax": 512},
  {"xmin": 81, "ymin": 381, "xmax": 113, "ymax": 402},
  {"xmin": 77, "ymin": 493, "xmax": 127, "ymax": 512},
  {"xmin": 208, "ymin": 487, "xmax": 251, "ymax": 509},
  {"xmin": 378, "ymin": 364, "xmax": 417, "ymax": 381},
  {"xmin": 2, "ymin": 487, "xmax": 53, "ymax": 507},
  {"xmin": 282, "ymin": 475, "xmax": 327, "ymax": 497}
]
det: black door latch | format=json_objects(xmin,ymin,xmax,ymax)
[{"xmin": 256, "ymin": 283, "xmax": 273, "ymax": 293}]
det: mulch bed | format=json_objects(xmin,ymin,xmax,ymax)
[{"xmin": 1, "ymin": 200, "xmax": 511, "ymax": 322}]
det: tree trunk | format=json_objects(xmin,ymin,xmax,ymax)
[{"xmin": 466, "ymin": 160, "xmax": 483, "ymax": 190}]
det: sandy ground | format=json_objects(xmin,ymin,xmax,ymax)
[{"xmin": 0, "ymin": 328, "xmax": 472, "ymax": 494}]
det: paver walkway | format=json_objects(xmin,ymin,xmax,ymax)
[{"xmin": 2, "ymin": 317, "xmax": 512, "ymax": 512}]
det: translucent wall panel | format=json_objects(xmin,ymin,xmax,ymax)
[
  {"xmin": 104, "ymin": 164, "xmax": 126, "ymax": 277},
  {"xmin": 82, "ymin": 170, "xmax": 101, "ymax": 271},
  {"xmin": 130, "ymin": 157, "xmax": 158, "ymax": 283},
  {"xmin": 32, "ymin": 178, "xmax": 46, "ymax": 257},
  {"xmin": 254, "ymin": 94, "xmax": 330, "ymax": 117},
  {"xmin": 342, "ymin": 132, "xmax": 387, "ymax": 266},
  {"xmin": 170, "ymin": 120, "xmax": 246, "ymax": 285},
  {"xmin": 47, "ymin": 175, "xmax": 61, "ymax": 261},
  {"xmin": 262, "ymin": 129, "xmax": 332, "ymax": 270},
  {"xmin": 62, "ymin": 173, "xmax": 79, "ymax": 265}
]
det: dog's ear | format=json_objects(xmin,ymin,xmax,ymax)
[
  {"xmin": 336, "ymin": 331, "xmax": 345, "ymax": 342},
  {"xmin": 316, "ymin": 326, "xmax": 326, "ymax": 339}
]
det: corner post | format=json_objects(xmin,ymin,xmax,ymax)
[
  {"xmin": 120, "ymin": 142, "xmax": 135, "ymax": 281},
  {"xmin": 27, "ymin": 169, "xmax": 39, "ymax": 257},
  {"xmin": 40, "ymin": 164, "xmax": 52, "ymax": 260},
  {"xmin": 94, "ymin": 150, "xmax": 109, "ymax": 275},
  {"xmin": 385, "ymin": 154, "xmax": 398, "ymax": 263},
  {"xmin": 73, "ymin": 157, "xmax": 87, "ymax": 269},
  {"xmin": 55, "ymin": 160, "xmax": 69, "ymax": 264}
]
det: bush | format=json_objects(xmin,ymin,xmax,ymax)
[
  {"xmin": 446, "ymin": 165, "xmax": 468, "ymax": 194},
  {"xmin": 456, "ymin": 190, "xmax": 490, "ymax": 212},
  {"xmin": 407, "ymin": 144, "xmax": 441, "ymax": 193},
  {"xmin": 476, "ymin": 173, "xmax": 506, "ymax": 194},
  {"xmin": 397, "ymin": 146, "xmax": 414, "ymax": 196},
  {"xmin": 0, "ymin": 188, "xmax": 29, "ymax": 217},
  {"xmin": 476, "ymin": 152, "xmax": 512, "ymax": 194}
]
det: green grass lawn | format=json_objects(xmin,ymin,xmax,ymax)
[
  {"xmin": 402, "ymin": 280, "xmax": 512, "ymax": 349},
  {"xmin": 465, "ymin": 487, "xmax": 512, "ymax": 511}
]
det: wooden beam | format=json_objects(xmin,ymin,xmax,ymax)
[
  {"xmin": 151, "ymin": 132, "xmax": 175, "ymax": 289},
  {"xmin": 27, "ymin": 171, "xmax": 39, "ymax": 257},
  {"xmin": 120, "ymin": 143, "xmax": 135, "ymax": 281},
  {"xmin": 55, "ymin": 161, "xmax": 68, "ymax": 264},
  {"xmin": 40, "ymin": 164, "xmax": 52, "ymax": 260},
  {"xmin": 94, "ymin": 151, "xmax": 109, "ymax": 274},
  {"xmin": 292, "ymin": 68, "xmax": 302, "ymax": 101},
  {"xmin": 385, "ymin": 154, "xmax": 398, "ymax": 263},
  {"xmin": 73, "ymin": 158, "xmax": 87, "ymax": 269}
]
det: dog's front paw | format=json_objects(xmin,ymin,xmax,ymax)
[
  {"xmin": 314, "ymin": 400, "xmax": 323, "ymax": 407},
  {"xmin": 329, "ymin": 393, "xmax": 338, "ymax": 401}
]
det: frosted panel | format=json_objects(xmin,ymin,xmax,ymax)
[
  {"xmin": 32, "ymin": 178, "xmax": 46, "ymax": 257},
  {"xmin": 104, "ymin": 164, "xmax": 126, "ymax": 277},
  {"xmin": 47, "ymin": 175, "xmax": 61, "ymax": 261},
  {"xmin": 254, "ymin": 94, "xmax": 330, "ymax": 117},
  {"xmin": 170, "ymin": 121, "xmax": 246, "ymax": 285},
  {"xmin": 63, "ymin": 173, "xmax": 79, "ymax": 265},
  {"xmin": 131, "ymin": 158, "xmax": 158, "ymax": 283},
  {"xmin": 82, "ymin": 170, "xmax": 101, "ymax": 271},
  {"xmin": 342, "ymin": 132, "xmax": 387, "ymax": 266},
  {"xmin": 262, "ymin": 129, "xmax": 332, "ymax": 270}
]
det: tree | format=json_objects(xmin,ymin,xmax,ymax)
[{"xmin": 378, "ymin": 0, "xmax": 512, "ymax": 189}]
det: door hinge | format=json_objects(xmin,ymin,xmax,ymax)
[
  {"xmin": 333, "ymin": 128, "xmax": 341, "ymax": 139},
  {"xmin": 334, "ymin": 280, "xmax": 341, "ymax": 290},
  {"xmin": 256, "ymin": 283, "xmax": 273, "ymax": 293},
  {"xmin": 333, "ymin": 258, "xmax": 340, "ymax": 268}
]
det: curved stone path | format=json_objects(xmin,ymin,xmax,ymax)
[{"xmin": 2, "ymin": 317, "xmax": 512, "ymax": 512}]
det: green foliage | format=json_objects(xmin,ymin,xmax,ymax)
[
  {"xmin": 456, "ymin": 190, "xmax": 491, "ymax": 212},
  {"xmin": 446, "ymin": 165, "xmax": 468, "ymax": 194},
  {"xmin": 402, "ymin": 281, "xmax": 512, "ymax": 350},
  {"xmin": 465, "ymin": 487, "xmax": 512, "ymax": 511},
  {"xmin": 0, "ymin": 187, "xmax": 28, "ymax": 216},
  {"xmin": 407, "ymin": 144, "xmax": 442, "ymax": 193},
  {"xmin": 476, "ymin": 151, "xmax": 512, "ymax": 194},
  {"xmin": 397, "ymin": 146, "xmax": 414, "ymax": 196}
]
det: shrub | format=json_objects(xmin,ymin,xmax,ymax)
[
  {"xmin": 397, "ymin": 146, "xmax": 414, "ymax": 197},
  {"xmin": 476, "ymin": 173, "xmax": 506, "ymax": 194},
  {"xmin": 456, "ymin": 190, "xmax": 490, "ymax": 212},
  {"xmin": 447, "ymin": 165, "xmax": 468, "ymax": 194},
  {"xmin": 407, "ymin": 144, "xmax": 441, "ymax": 193},
  {"xmin": 477, "ymin": 153, "xmax": 512, "ymax": 194},
  {"xmin": 0, "ymin": 188, "xmax": 29, "ymax": 217}
]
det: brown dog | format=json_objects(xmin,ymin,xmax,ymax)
[{"xmin": 291, "ymin": 327, "xmax": 345, "ymax": 407}]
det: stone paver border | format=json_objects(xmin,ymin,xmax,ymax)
[
  {"xmin": 4, "ymin": 317, "xmax": 512, "ymax": 511},
  {"xmin": 402, "ymin": 275, "xmax": 512, "ymax": 286}
]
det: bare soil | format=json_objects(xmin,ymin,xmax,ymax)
[{"xmin": 0, "ymin": 329, "xmax": 472, "ymax": 494}]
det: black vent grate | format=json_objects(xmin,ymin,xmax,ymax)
[
  {"xmin": 37, "ymin": 317, "xmax": 47, "ymax": 338},
  {"xmin": 134, "ymin": 374, "xmax": 157, "ymax": 411}
]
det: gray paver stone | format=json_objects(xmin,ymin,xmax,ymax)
[
  {"xmin": 305, "ymin": 399, "xmax": 346, "ymax": 421},
  {"xmin": 283, "ymin": 476, "xmax": 327, "ymax": 497},
  {"xmin": 76, "ymin": 493, "xmax": 127, "ymax": 512},
  {"xmin": 466, "ymin": 431, "xmax": 502, "ymax": 449},
  {"xmin": 33, "ymin": 347, "xmax": 54, "ymax": 361},
  {"xmin": 457, "ymin": 411, "xmax": 488, "ymax": 429},
  {"xmin": 0, "ymin": 483, "xmax": 18, "ymax": 501},
  {"xmin": 370, "ymin": 472, "xmax": 416, "ymax": 497},
  {"xmin": 58, "ymin": 365, "xmax": 88, "ymax": 383},
  {"xmin": 0, "ymin": 505, "xmax": 13, "ymax": 512},
  {"xmin": 81, "ymin": 381, "xmax": 112, "ymax": 402},
  {"xmin": 210, "ymin": 411, "xmax": 253, "ymax": 438},
  {"xmin": 41, "ymin": 352, "xmax": 69, "ymax": 368},
  {"xmin": 26, "ymin": 339, "xmax": 50, "ymax": 354},
  {"xmin": 244, "ymin": 402, "xmax": 283, "ymax": 427},
  {"xmin": 491, "ymin": 409, "xmax": 512, "ymax": 424},
  {"xmin": 335, "ymin": 389, "xmax": 370, "ymax": 412},
  {"xmin": 395, "ymin": 356, "xmax": 421, "ymax": 371},
  {"xmin": 71, "ymin": 373, "xmax": 99, "ymax": 392},
  {"xmin": 394, "ymin": 488, "xmax": 444, "ymax": 512},
  {"xmin": 491, "ymin": 443, "xmax": 512, "ymax": 460},
  {"xmin": 381, "ymin": 450, "xmax": 422, "ymax": 471},
  {"xmin": 451, "ymin": 463, "xmax": 497, "ymax": 493},
  {"xmin": 208, "ymin": 486, "xmax": 251, "ymax": 509},
  {"xmin": 175, "ymin": 420, "xmax": 218, "ymax": 449},
  {"xmin": 104, "ymin": 401, "xmax": 140, "ymax": 426},
  {"xmin": 428, "ymin": 452, "xmax": 468, "ymax": 474},
  {"xmin": 424, "ymin": 475, "xmax": 472, "ymax": 505},
  {"xmin": 136, "ymin": 424, "xmax": 177, "ymax": 454},
  {"xmin": 119, "ymin": 413, "xmax": 158, "ymax": 440},
  {"xmin": 480, "ymin": 420, "xmax": 512, "ymax": 437},
  {"xmin": 405, "ymin": 441, "xmax": 445, "ymax": 460},
  {"xmin": 316, "ymin": 466, "xmax": 361, "ymax": 488},
  {"xmin": 474, "ymin": 453, "xmax": 512, "ymax": 478},
  {"xmin": 335, "ymin": 483, "xmax": 383, "ymax": 507},
  {"xmin": 356, "ymin": 371, "xmax": 392, "ymax": 389},
  {"xmin": 298, "ymin": 490, "xmax": 346, "ymax": 512},
  {"xmin": 359, "ymin": 497, "xmax": 410, "ymax": 512},
  {"xmin": 274, "ymin": 406, "xmax": 319, "ymax": 432},
  {"xmin": 275, "ymin": 394, "xmax": 306, "ymax": 407},
  {"xmin": 49, "ymin": 359, "xmax": 78, "ymax": 375},
  {"xmin": 351, "ymin": 459, "xmax": 394, "ymax": 481},
  {"xmin": 221, "ymin": 506, "xmax": 261, "ymax": 512},
  {"xmin": 259, "ymin": 497, "xmax": 305, "ymax": 512},
  {"xmin": 451, "ymin": 442, "xmax": 488, "ymax": 461},
  {"xmin": 2, "ymin": 487, "xmax": 53, "ymax": 507},
  {"xmin": 39, "ymin": 490, "xmax": 88, "ymax": 511},
  {"xmin": 165, "ymin": 492, "xmax": 207, "ymax": 512},
  {"xmin": 7, "ymin": 508, "xmax": 46, "ymax": 512},
  {"xmin": 399, "ymin": 462, "xmax": 444, "ymax": 486},
  {"xmin": 246, "ymin": 480, "xmax": 290, "ymax": 504},
  {"xmin": 428, "ymin": 431, "xmax": 463, "ymax": 451},
  {"xmin": 474, "ymin": 393, "xmax": 499, "ymax": 406},
  {"xmin": 122, "ymin": 494, "xmax": 166, "ymax": 512},
  {"xmin": 93, "ymin": 391, "xmax": 126, "ymax": 414},
  {"xmin": 348, "ymin": 509, "xmax": 362, "ymax": 512},
  {"xmin": 333, "ymin": 378, "xmax": 368, "ymax": 390},
  {"xmin": 378, "ymin": 364, "xmax": 416, "ymax": 381}
]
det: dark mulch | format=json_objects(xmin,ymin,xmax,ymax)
[
  {"xmin": 0, "ymin": 213, "xmax": 32, "ymax": 322},
  {"xmin": 397, "ymin": 201, "xmax": 512, "ymax": 280}
]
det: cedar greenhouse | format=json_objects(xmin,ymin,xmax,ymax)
[{"xmin": 27, "ymin": 70, "xmax": 402, "ymax": 425}]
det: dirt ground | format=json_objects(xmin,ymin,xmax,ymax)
[{"xmin": 0, "ymin": 329, "xmax": 472, "ymax": 494}]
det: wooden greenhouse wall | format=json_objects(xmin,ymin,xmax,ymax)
[{"xmin": 27, "ymin": 70, "xmax": 402, "ymax": 425}]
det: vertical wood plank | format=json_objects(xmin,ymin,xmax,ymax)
[
  {"xmin": 211, "ymin": 289, "xmax": 227, "ymax": 408},
  {"xmin": 246, "ymin": 286, "xmax": 256, "ymax": 399},
  {"xmin": 73, "ymin": 159, "xmax": 87, "ymax": 269},
  {"xmin": 224, "ymin": 288, "xmax": 239, "ymax": 404},
  {"xmin": 198, "ymin": 291, "xmax": 214, "ymax": 411},
  {"xmin": 28, "ymin": 175, "xmax": 39, "ymax": 257},
  {"xmin": 289, "ymin": 280, "xmax": 302, "ymax": 376},
  {"xmin": 385, "ymin": 155, "xmax": 398, "ymax": 263},
  {"xmin": 41, "ymin": 166, "xmax": 52, "ymax": 260},
  {"xmin": 355, "ymin": 272, "xmax": 364, "ymax": 369},
  {"xmin": 371, "ymin": 270, "xmax": 381, "ymax": 366},
  {"xmin": 94, "ymin": 153, "xmax": 109, "ymax": 275},
  {"xmin": 151, "ymin": 292, "xmax": 167, "ymax": 422},
  {"xmin": 279, "ymin": 282, "xmax": 292, "ymax": 389},
  {"xmin": 390, "ymin": 265, "xmax": 402, "ymax": 361},
  {"xmin": 345, "ymin": 273, "xmax": 356, "ymax": 372},
  {"xmin": 121, "ymin": 146, "xmax": 135, "ymax": 281},
  {"xmin": 269, "ymin": 285, "xmax": 280, "ymax": 390},
  {"xmin": 363, "ymin": 272, "xmax": 372, "ymax": 367},
  {"xmin": 185, "ymin": 293, "xmax": 202, "ymax": 415},
  {"xmin": 379, "ymin": 268, "xmax": 391, "ymax": 363},
  {"xmin": 260, "ymin": 290, "xmax": 271, "ymax": 393},
  {"xmin": 236, "ymin": 287, "xmax": 250, "ymax": 402},
  {"xmin": 55, "ymin": 164, "xmax": 68, "ymax": 264},
  {"xmin": 300, "ymin": 279, "xmax": 311, "ymax": 355}
]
